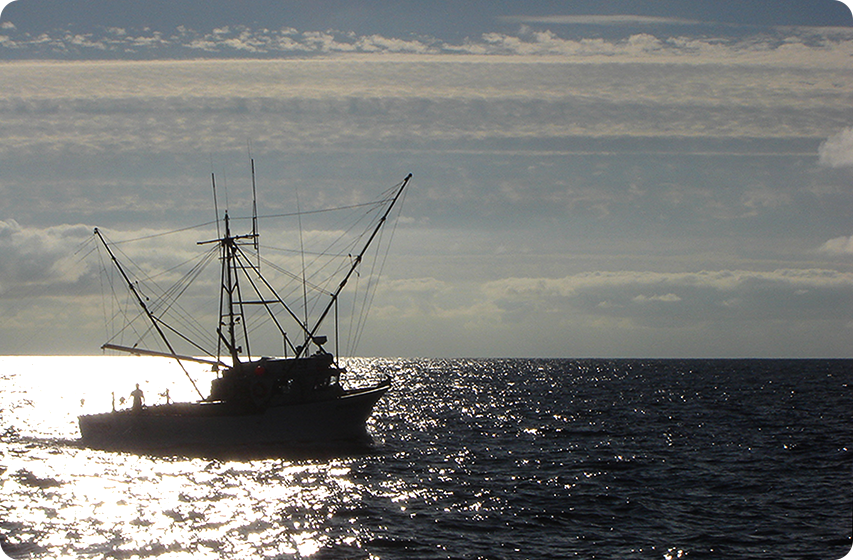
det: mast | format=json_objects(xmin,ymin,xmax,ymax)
[
  {"xmin": 200, "ymin": 212, "xmax": 315, "ymax": 363},
  {"xmin": 94, "ymin": 228, "xmax": 205, "ymax": 400},
  {"xmin": 219, "ymin": 212, "xmax": 243, "ymax": 365},
  {"xmin": 298, "ymin": 173, "xmax": 411, "ymax": 358}
]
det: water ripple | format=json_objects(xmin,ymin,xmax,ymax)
[{"xmin": 0, "ymin": 357, "xmax": 851, "ymax": 559}]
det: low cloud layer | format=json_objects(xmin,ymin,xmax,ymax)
[
  {"xmin": 819, "ymin": 127, "xmax": 853, "ymax": 168},
  {"xmin": 820, "ymin": 235, "xmax": 853, "ymax": 255},
  {"xmin": 0, "ymin": 219, "xmax": 95, "ymax": 297},
  {"xmin": 481, "ymin": 269, "xmax": 853, "ymax": 323},
  {"xmin": 6, "ymin": 216, "xmax": 852, "ymax": 357},
  {"xmin": 360, "ymin": 267, "xmax": 853, "ymax": 357}
]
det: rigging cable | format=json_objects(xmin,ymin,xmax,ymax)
[{"xmin": 347, "ymin": 179, "xmax": 409, "ymax": 356}]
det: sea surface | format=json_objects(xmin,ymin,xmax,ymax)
[{"xmin": 0, "ymin": 356, "xmax": 850, "ymax": 559}]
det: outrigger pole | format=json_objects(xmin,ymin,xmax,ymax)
[
  {"xmin": 297, "ymin": 173, "xmax": 412, "ymax": 358},
  {"xmin": 100, "ymin": 344, "xmax": 225, "ymax": 367},
  {"xmin": 94, "ymin": 228, "xmax": 206, "ymax": 400}
]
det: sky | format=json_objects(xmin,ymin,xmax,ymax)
[{"xmin": 0, "ymin": 0, "xmax": 852, "ymax": 358}]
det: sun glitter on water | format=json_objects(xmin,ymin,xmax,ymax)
[
  {"xmin": 0, "ymin": 355, "xmax": 217, "ymax": 441},
  {"xmin": 0, "ymin": 356, "xmax": 374, "ymax": 558}
]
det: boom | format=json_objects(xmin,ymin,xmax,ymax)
[{"xmin": 95, "ymin": 228, "xmax": 206, "ymax": 399}]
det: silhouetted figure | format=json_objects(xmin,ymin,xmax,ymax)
[{"xmin": 130, "ymin": 384, "xmax": 144, "ymax": 412}]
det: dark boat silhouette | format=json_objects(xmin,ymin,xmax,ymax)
[{"xmin": 78, "ymin": 170, "xmax": 411, "ymax": 452}]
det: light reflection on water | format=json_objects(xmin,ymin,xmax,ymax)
[
  {"xmin": 2, "ymin": 445, "xmax": 363, "ymax": 558},
  {"xmin": 1, "ymin": 356, "xmax": 851, "ymax": 559},
  {"xmin": 0, "ymin": 356, "xmax": 391, "ymax": 559},
  {"xmin": 1, "ymin": 356, "xmax": 218, "ymax": 440}
]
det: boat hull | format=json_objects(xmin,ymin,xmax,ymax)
[{"xmin": 78, "ymin": 383, "xmax": 389, "ymax": 453}]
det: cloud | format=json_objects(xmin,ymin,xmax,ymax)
[
  {"xmin": 0, "ymin": 219, "xmax": 97, "ymax": 297},
  {"xmin": 818, "ymin": 127, "xmax": 853, "ymax": 168},
  {"xmin": 819, "ymin": 235, "xmax": 853, "ymax": 254},
  {"xmin": 481, "ymin": 269, "xmax": 853, "ymax": 325},
  {"xmin": 632, "ymin": 293, "xmax": 682, "ymax": 303},
  {"xmin": 354, "ymin": 266, "xmax": 853, "ymax": 356},
  {"xmin": 500, "ymin": 15, "xmax": 703, "ymax": 26},
  {"xmin": 1, "ymin": 18, "xmax": 852, "ymax": 357},
  {"xmin": 2, "ymin": 20, "xmax": 853, "ymax": 64},
  {"xmin": 0, "ymin": 50, "xmax": 848, "ymax": 171},
  {"xmin": 0, "ymin": 25, "xmax": 443, "ymax": 58}
]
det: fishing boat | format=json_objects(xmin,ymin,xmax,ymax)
[{"xmin": 78, "ymin": 170, "xmax": 411, "ymax": 452}]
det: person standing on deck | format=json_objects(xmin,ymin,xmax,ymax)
[{"xmin": 131, "ymin": 384, "xmax": 144, "ymax": 412}]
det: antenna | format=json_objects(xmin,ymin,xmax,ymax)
[
  {"xmin": 211, "ymin": 173, "xmax": 221, "ymax": 238},
  {"xmin": 295, "ymin": 187, "xmax": 310, "ymax": 351},
  {"xmin": 222, "ymin": 173, "xmax": 229, "ymax": 212},
  {"xmin": 250, "ymin": 157, "xmax": 260, "ymax": 266}
]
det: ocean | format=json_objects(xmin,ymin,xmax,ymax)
[{"xmin": 0, "ymin": 356, "xmax": 850, "ymax": 559}]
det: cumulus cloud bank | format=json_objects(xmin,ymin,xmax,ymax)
[
  {"xmin": 820, "ymin": 235, "xmax": 853, "ymax": 255},
  {"xmin": 482, "ymin": 269, "xmax": 853, "ymax": 321},
  {"xmin": 819, "ymin": 127, "xmax": 853, "ymax": 168},
  {"xmin": 0, "ymin": 219, "xmax": 96, "ymax": 296},
  {"xmin": 1, "ymin": 21, "xmax": 853, "ymax": 64},
  {"xmin": 362, "ymin": 267, "xmax": 853, "ymax": 357}
]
